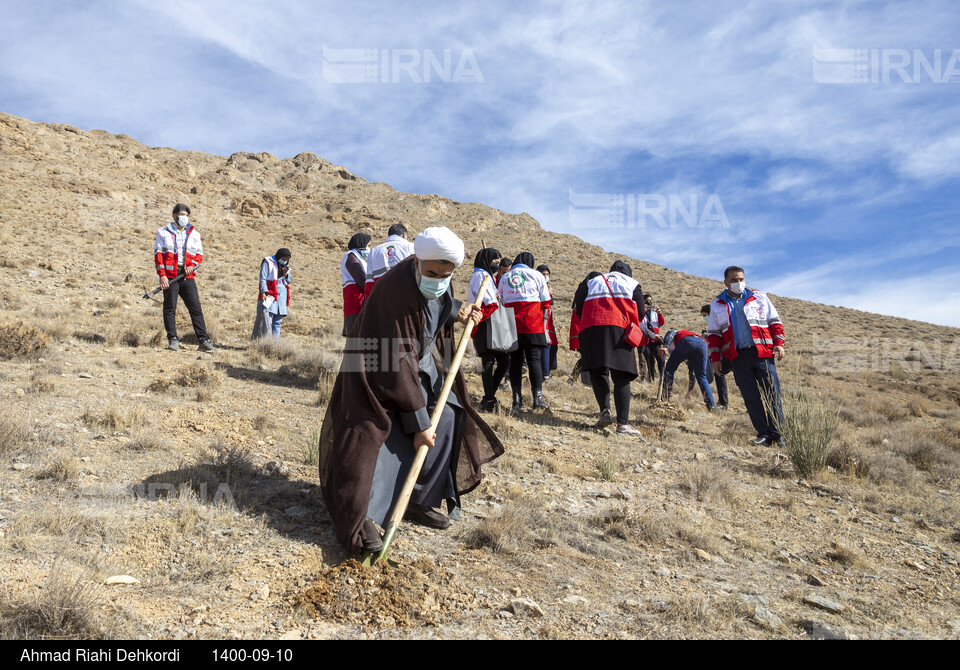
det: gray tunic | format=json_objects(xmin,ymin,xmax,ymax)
[{"xmin": 367, "ymin": 279, "xmax": 464, "ymax": 524}]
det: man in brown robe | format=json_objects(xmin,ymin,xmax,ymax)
[{"xmin": 319, "ymin": 227, "xmax": 505, "ymax": 554}]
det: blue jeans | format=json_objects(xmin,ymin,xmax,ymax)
[
  {"xmin": 731, "ymin": 347, "xmax": 784, "ymax": 438},
  {"xmin": 269, "ymin": 313, "xmax": 284, "ymax": 337},
  {"xmin": 664, "ymin": 337, "xmax": 715, "ymax": 407}
]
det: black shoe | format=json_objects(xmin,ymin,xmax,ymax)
[
  {"xmin": 751, "ymin": 435, "xmax": 772, "ymax": 446},
  {"xmin": 478, "ymin": 397, "xmax": 499, "ymax": 413},
  {"xmin": 511, "ymin": 389, "xmax": 524, "ymax": 414},
  {"xmin": 532, "ymin": 389, "xmax": 549, "ymax": 410},
  {"xmin": 198, "ymin": 339, "xmax": 216, "ymax": 352},
  {"xmin": 361, "ymin": 518, "xmax": 383, "ymax": 553},
  {"xmin": 404, "ymin": 504, "xmax": 450, "ymax": 530},
  {"xmin": 167, "ymin": 337, "xmax": 179, "ymax": 351}
]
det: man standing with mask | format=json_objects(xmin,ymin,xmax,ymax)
[
  {"xmin": 319, "ymin": 227, "xmax": 504, "ymax": 555},
  {"xmin": 707, "ymin": 266, "xmax": 785, "ymax": 446},
  {"xmin": 154, "ymin": 203, "xmax": 214, "ymax": 352},
  {"xmin": 252, "ymin": 248, "xmax": 292, "ymax": 339}
]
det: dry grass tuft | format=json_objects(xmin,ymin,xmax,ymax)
[
  {"xmin": 35, "ymin": 456, "xmax": 80, "ymax": 484},
  {"xmin": 770, "ymin": 381, "xmax": 840, "ymax": 478},
  {"xmin": 634, "ymin": 506, "xmax": 680, "ymax": 544},
  {"xmin": 0, "ymin": 415, "xmax": 32, "ymax": 456},
  {"xmin": 148, "ymin": 365, "xmax": 220, "ymax": 393},
  {"xmin": 0, "ymin": 322, "xmax": 49, "ymax": 360},
  {"xmin": 460, "ymin": 500, "xmax": 556, "ymax": 554},
  {"xmin": 595, "ymin": 452, "xmax": 619, "ymax": 481},
  {"xmin": 825, "ymin": 539, "xmax": 871, "ymax": 571},
  {"xmin": 303, "ymin": 427, "xmax": 320, "ymax": 466},
  {"xmin": 678, "ymin": 461, "xmax": 735, "ymax": 505},
  {"xmin": 0, "ymin": 563, "xmax": 113, "ymax": 640}
]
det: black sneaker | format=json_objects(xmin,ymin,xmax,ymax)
[
  {"xmin": 404, "ymin": 504, "xmax": 450, "ymax": 530},
  {"xmin": 532, "ymin": 390, "xmax": 549, "ymax": 410},
  {"xmin": 198, "ymin": 339, "xmax": 216, "ymax": 352},
  {"xmin": 595, "ymin": 409, "xmax": 614, "ymax": 427}
]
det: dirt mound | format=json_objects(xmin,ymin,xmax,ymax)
[{"xmin": 297, "ymin": 558, "xmax": 468, "ymax": 628}]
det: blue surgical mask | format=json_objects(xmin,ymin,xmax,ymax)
[
  {"xmin": 358, "ymin": 248, "xmax": 370, "ymax": 259},
  {"xmin": 417, "ymin": 271, "xmax": 451, "ymax": 300}
]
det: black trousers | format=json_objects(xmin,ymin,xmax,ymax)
[
  {"xmin": 162, "ymin": 277, "xmax": 209, "ymax": 342},
  {"xmin": 640, "ymin": 341, "xmax": 665, "ymax": 380},
  {"xmin": 510, "ymin": 345, "xmax": 544, "ymax": 398},
  {"xmin": 481, "ymin": 351, "xmax": 510, "ymax": 400},
  {"xmin": 591, "ymin": 368, "xmax": 632, "ymax": 425}
]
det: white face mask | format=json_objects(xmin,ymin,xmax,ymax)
[
  {"xmin": 728, "ymin": 280, "xmax": 745, "ymax": 294},
  {"xmin": 543, "ymin": 275, "xmax": 550, "ymax": 284},
  {"xmin": 176, "ymin": 215, "xmax": 189, "ymax": 228}
]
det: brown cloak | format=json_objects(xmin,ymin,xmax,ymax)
[{"xmin": 319, "ymin": 256, "xmax": 505, "ymax": 553}]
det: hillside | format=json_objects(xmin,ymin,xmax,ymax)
[{"xmin": 0, "ymin": 112, "xmax": 958, "ymax": 639}]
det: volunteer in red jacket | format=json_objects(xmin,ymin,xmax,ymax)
[
  {"xmin": 364, "ymin": 224, "xmax": 414, "ymax": 298},
  {"xmin": 469, "ymin": 248, "xmax": 509, "ymax": 412},
  {"xmin": 658, "ymin": 330, "xmax": 715, "ymax": 409},
  {"xmin": 341, "ymin": 233, "xmax": 371, "ymax": 336},
  {"xmin": 574, "ymin": 261, "xmax": 644, "ymax": 437},
  {"xmin": 252, "ymin": 248, "xmax": 291, "ymax": 339},
  {"xmin": 708, "ymin": 266, "xmax": 785, "ymax": 446},
  {"xmin": 537, "ymin": 264, "xmax": 558, "ymax": 381},
  {"xmin": 154, "ymin": 203, "xmax": 214, "ymax": 352},
  {"xmin": 500, "ymin": 252, "xmax": 550, "ymax": 412}
]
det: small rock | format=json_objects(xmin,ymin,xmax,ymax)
[
  {"xmin": 250, "ymin": 585, "xmax": 270, "ymax": 601},
  {"xmin": 649, "ymin": 461, "xmax": 663, "ymax": 471},
  {"xmin": 803, "ymin": 595, "xmax": 844, "ymax": 613},
  {"xmin": 655, "ymin": 567, "xmax": 672, "ymax": 577},
  {"xmin": 509, "ymin": 598, "xmax": 544, "ymax": 618},
  {"xmin": 561, "ymin": 595, "xmax": 589, "ymax": 605},
  {"xmin": 12, "ymin": 464, "xmax": 31, "ymax": 471},
  {"xmin": 510, "ymin": 587, "xmax": 522, "ymax": 597},
  {"xmin": 799, "ymin": 619, "xmax": 853, "ymax": 640},
  {"xmin": 15, "ymin": 388, "xmax": 24, "ymax": 396},
  {"xmin": 496, "ymin": 610, "xmax": 514, "ymax": 619},
  {"xmin": 753, "ymin": 605, "xmax": 782, "ymax": 630},
  {"xmin": 904, "ymin": 560, "xmax": 925, "ymax": 571},
  {"xmin": 694, "ymin": 549, "xmax": 712, "ymax": 562},
  {"xmin": 79, "ymin": 373, "xmax": 93, "ymax": 379},
  {"xmin": 694, "ymin": 452, "xmax": 706, "ymax": 461},
  {"xmin": 891, "ymin": 516, "xmax": 901, "ymax": 524},
  {"xmin": 284, "ymin": 505, "xmax": 310, "ymax": 519},
  {"xmin": 805, "ymin": 574, "xmax": 825, "ymax": 587},
  {"xmin": 104, "ymin": 575, "xmax": 140, "ymax": 585}
]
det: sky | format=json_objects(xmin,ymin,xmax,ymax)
[{"xmin": 2, "ymin": 0, "xmax": 959, "ymax": 326}]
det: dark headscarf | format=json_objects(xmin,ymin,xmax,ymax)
[
  {"xmin": 610, "ymin": 260, "xmax": 632, "ymax": 277},
  {"xmin": 513, "ymin": 252, "xmax": 535, "ymax": 268},
  {"xmin": 473, "ymin": 248, "xmax": 502, "ymax": 276},
  {"xmin": 573, "ymin": 271, "xmax": 603, "ymax": 308},
  {"xmin": 348, "ymin": 233, "xmax": 371, "ymax": 250},
  {"xmin": 536, "ymin": 264, "xmax": 550, "ymax": 274},
  {"xmin": 275, "ymin": 248, "xmax": 291, "ymax": 259}
]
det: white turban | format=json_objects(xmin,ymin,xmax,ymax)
[{"xmin": 413, "ymin": 226, "xmax": 465, "ymax": 267}]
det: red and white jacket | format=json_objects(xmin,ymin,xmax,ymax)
[
  {"xmin": 499, "ymin": 264, "xmax": 551, "ymax": 334},
  {"xmin": 154, "ymin": 223, "xmax": 203, "ymax": 279},
  {"xmin": 569, "ymin": 310, "xmax": 581, "ymax": 351},
  {"xmin": 544, "ymin": 287, "xmax": 558, "ymax": 345},
  {"xmin": 707, "ymin": 289, "xmax": 785, "ymax": 362},
  {"xmin": 259, "ymin": 256, "xmax": 290, "ymax": 306},
  {"xmin": 578, "ymin": 272, "xmax": 641, "ymax": 331},
  {"xmin": 468, "ymin": 268, "xmax": 500, "ymax": 338},
  {"xmin": 340, "ymin": 250, "xmax": 367, "ymax": 317},
  {"xmin": 364, "ymin": 235, "xmax": 414, "ymax": 298}
]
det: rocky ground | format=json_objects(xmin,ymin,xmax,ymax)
[{"xmin": 1, "ymin": 112, "xmax": 959, "ymax": 639}]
